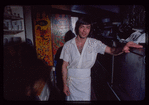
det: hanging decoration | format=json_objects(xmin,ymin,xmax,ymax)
[
  {"xmin": 34, "ymin": 12, "xmax": 53, "ymax": 66},
  {"xmin": 51, "ymin": 14, "xmax": 71, "ymax": 56}
]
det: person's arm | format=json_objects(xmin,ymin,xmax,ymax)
[
  {"xmin": 105, "ymin": 41, "xmax": 143, "ymax": 56},
  {"xmin": 62, "ymin": 60, "xmax": 70, "ymax": 96}
]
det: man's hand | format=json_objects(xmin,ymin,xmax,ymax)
[
  {"xmin": 122, "ymin": 41, "xmax": 143, "ymax": 53},
  {"xmin": 63, "ymin": 85, "xmax": 70, "ymax": 96}
]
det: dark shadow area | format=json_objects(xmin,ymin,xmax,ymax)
[
  {"xmin": 3, "ymin": 40, "xmax": 61, "ymax": 101},
  {"xmin": 55, "ymin": 30, "xmax": 75, "ymax": 100}
]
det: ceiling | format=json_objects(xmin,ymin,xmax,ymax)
[
  {"xmin": 51, "ymin": 5, "xmax": 121, "ymax": 22},
  {"xmin": 71, "ymin": 5, "xmax": 120, "ymax": 14},
  {"xmin": 51, "ymin": 5, "xmax": 120, "ymax": 14},
  {"xmin": 88, "ymin": 5, "xmax": 120, "ymax": 13}
]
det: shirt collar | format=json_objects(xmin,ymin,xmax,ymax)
[
  {"xmin": 70, "ymin": 37, "xmax": 77, "ymax": 45},
  {"xmin": 70, "ymin": 36, "xmax": 89, "ymax": 45}
]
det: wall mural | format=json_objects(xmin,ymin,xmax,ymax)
[
  {"xmin": 51, "ymin": 14, "xmax": 71, "ymax": 56},
  {"xmin": 34, "ymin": 12, "xmax": 53, "ymax": 66}
]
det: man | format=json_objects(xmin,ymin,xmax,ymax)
[{"xmin": 60, "ymin": 17, "xmax": 143, "ymax": 101}]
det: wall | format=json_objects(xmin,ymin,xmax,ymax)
[
  {"xmin": 71, "ymin": 17, "xmax": 78, "ymax": 34},
  {"xmin": 23, "ymin": 6, "xmax": 34, "ymax": 45}
]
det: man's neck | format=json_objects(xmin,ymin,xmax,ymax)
[{"xmin": 76, "ymin": 35, "xmax": 87, "ymax": 44}]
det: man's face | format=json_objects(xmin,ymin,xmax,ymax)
[{"xmin": 78, "ymin": 24, "xmax": 91, "ymax": 39}]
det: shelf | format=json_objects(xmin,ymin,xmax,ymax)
[
  {"xmin": 4, "ymin": 13, "xmax": 23, "ymax": 20},
  {"xmin": 3, "ymin": 30, "xmax": 24, "ymax": 35}
]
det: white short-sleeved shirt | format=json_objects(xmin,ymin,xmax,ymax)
[{"xmin": 60, "ymin": 37, "xmax": 107, "ymax": 69}]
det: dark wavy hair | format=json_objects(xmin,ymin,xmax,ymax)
[{"xmin": 75, "ymin": 17, "xmax": 93, "ymax": 37}]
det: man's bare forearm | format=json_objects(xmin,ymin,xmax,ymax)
[
  {"xmin": 62, "ymin": 68, "xmax": 67, "ymax": 86},
  {"xmin": 110, "ymin": 47, "xmax": 124, "ymax": 56},
  {"xmin": 62, "ymin": 61, "xmax": 68, "ymax": 86}
]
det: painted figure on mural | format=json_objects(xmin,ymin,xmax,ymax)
[{"xmin": 60, "ymin": 17, "xmax": 143, "ymax": 101}]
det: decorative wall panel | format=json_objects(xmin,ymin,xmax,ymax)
[
  {"xmin": 51, "ymin": 14, "xmax": 71, "ymax": 55},
  {"xmin": 34, "ymin": 12, "xmax": 53, "ymax": 66}
]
